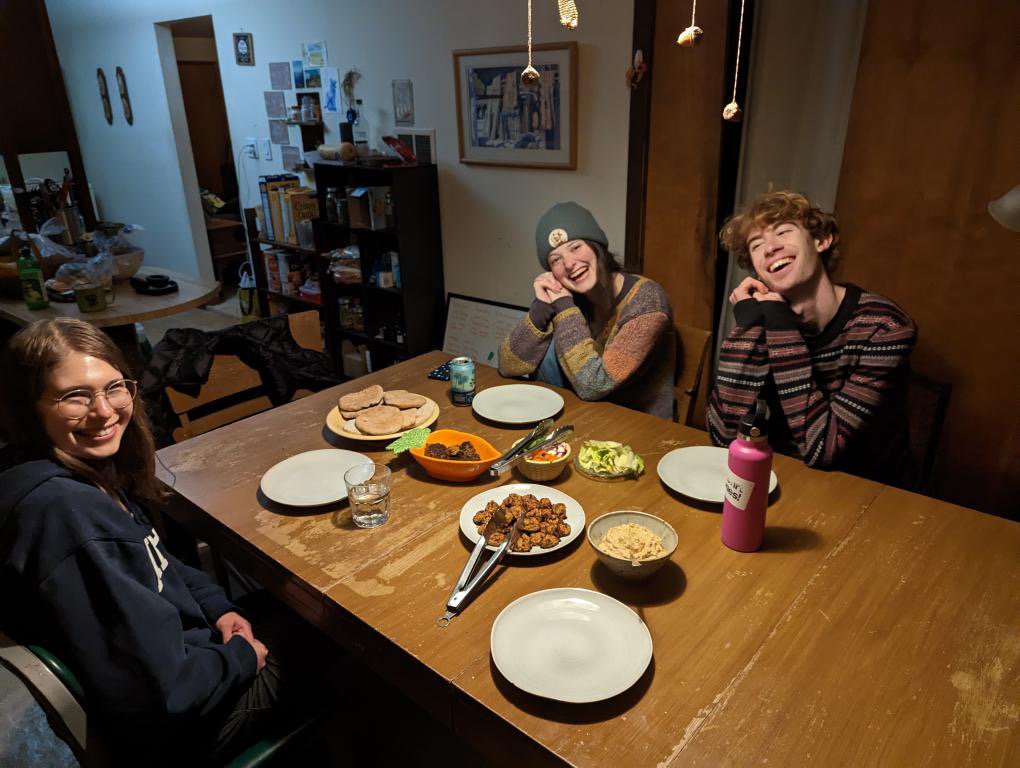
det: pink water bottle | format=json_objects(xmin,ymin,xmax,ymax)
[{"xmin": 721, "ymin": 399, "xmax": 773, "ymax": 552}]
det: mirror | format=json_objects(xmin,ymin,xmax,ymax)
[{"xmin": 18, "ymin": 151, "xmax": 72, "ymax": 184}]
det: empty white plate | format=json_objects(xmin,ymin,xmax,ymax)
[
  {"xmin": 490, "ymin": 588, "xmax": 653, "ymax": 703},
  {"xmin": 657, "ymin": 445, "xmax": 778, "ymax": 503},
  {"xmin": 259, "ymin": 449, "xmax": 370, "ymax": 506},
  {"xmin": 471, "ymin": 384, "xmax": 564, "ymax": 424}
]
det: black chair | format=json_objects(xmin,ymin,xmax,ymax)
[
  {"xmin": 906, "ymin": 371, "xmax": 952, "ymax": 493},
  {"xmin": 0, "ymin": 631, "xmax": 322, "ymax": 767}
]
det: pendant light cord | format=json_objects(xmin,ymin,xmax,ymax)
[{"xmin": 731, "ymin": 0, "xmax": 746, "ymax": 103}]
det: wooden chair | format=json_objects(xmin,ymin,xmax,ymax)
[
  {"xmin": 906, "ymin": 371, "xmax": 952, "ymax": 493},
  {"xmin": 674, "ymin": 324, "xmax": 712, "ymax": 427},
  {"xmin": 165, "ymin": 311, "xmax": 322, "ymax": 442}
]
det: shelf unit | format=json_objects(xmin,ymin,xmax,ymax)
[{"xmin": 312, "ymin": 161, "xmax": 445, "ymax": 372}]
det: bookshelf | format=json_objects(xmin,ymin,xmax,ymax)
[{"xmin": 312, "ymin": 161, "xmax": 445, "ymax": 373}]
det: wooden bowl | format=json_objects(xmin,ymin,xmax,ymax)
[
  {"xmin": 512, "ymin": 438, "xmax": 571, "ymax": 482},
  {"xmin": 409, "ymin": 429, "xmax": 502, "ymax": 482}
]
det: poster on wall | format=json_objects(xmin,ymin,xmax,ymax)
[
  {"xmin": 269, "ymin": 62, "xmax": 292, "ymax": 90},
  {"xmin": 263, "ymin": 91, "xmax": 287, "ymax": 119},
  {"xmin": 303, "ymin": 68, "xmax": 321, "ymax": 89},
  {"xmin": 281, "ymin": 146, "xmax": 302, "ymax": 171},
  {"xmin": 320, "ymin": 67, "xmax": 340, "ymax": 114},
  {"xmin": 292, "ymin": 60, "xmax": 305, "ymax": 88},
  {"xmin": 233, "ymin": 32, "xmax": 254, "ymax": 66},
  {"xmin": 302, "ymin": 41, "xmax": 327, "ymax": 68},
  {"xmin": 268, "ymin": 119, "xmax": 289, "ymax": 144},
  {"xmin": 393, "ymin": 79, "xmax": 414, "ymax": 126}
]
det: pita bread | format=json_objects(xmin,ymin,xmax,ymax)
[
  {"xmin": 339, "ymin": 384, "xmax": 384, "ymax": 412},
  {"xmin": 342, "ymin": 418, "xmax": 362, "ymax": 435},
  {"xmin": 413, "ymin": 402, "xmax": 434, "ymax": 427},
  {"xmin": 340, "ymin": 409, "xmax": 363, "ymax": 420},
  {"xmin": 355, "ymin": 404, "xmax": 403, "ymax": 436},
  {"xmin": 400, "ymin": 409, "xmax": 417, "ymax": 429},
  {"xmin": 384, "ymin": 389, "xmax": 427, "ymax": 409}
]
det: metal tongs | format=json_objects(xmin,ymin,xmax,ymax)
[
  {"xmin": 488, "ymin": 419, "xmax": 574, "ymax": 476},
  {"xmin": 437, "ymin": 506, "xmax": 524, "ymax": 628}
]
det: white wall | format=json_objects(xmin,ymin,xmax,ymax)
[{"xmin": 45, "ymin": 0, "xmax": 634, "ymax": 305}]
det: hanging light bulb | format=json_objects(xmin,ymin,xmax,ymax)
[
  {"xmin": 522, "ymin": 0, "xmax": 541, "ymax": 85},
  {"xmin": 558, "ymin": 0, "xmax": 579, "ymax": 30},
  {"xmin": 677, "ymin": 0, "xmax": 703, "ymax": 47}
]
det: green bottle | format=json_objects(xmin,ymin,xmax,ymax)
[{"xmin": 17, "ymin": 245, "xmax": 49, "ymax": 310}]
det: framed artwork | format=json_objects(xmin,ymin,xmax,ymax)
[
  {"xmin": 96, "ymin": 68, "xmax": 113, "ymax": 125},
  {"xmin": 452, "ymin": 42, "xmax": 577, "ymax": 170},
  {"xmin": 115, "ymin": 66, "xmax": 133, "ymax": 125},
  {"xmin": 233, "ymin": 32, "xmax": 254, "ymax": 66}
]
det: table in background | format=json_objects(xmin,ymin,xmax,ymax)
[
  {"xmin": 0, "ymin": 267, "xmax": 219, "ymax": 369},
  {"xmin": 155, "ymin": 351, "xmax": 1020, "ymax": 767}
]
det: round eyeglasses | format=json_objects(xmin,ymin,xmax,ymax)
[{"xmin": 52, "ymin": 379, "xmax": 138, "ymax": 420}]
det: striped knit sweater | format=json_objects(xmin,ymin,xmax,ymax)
[
  {"xmin": 499, "ymin": 274, "xmax": 675, "ymax": 419},
  {"xmin": 708, "ymin": 284, "xmax": 918, "ymax": 485}
]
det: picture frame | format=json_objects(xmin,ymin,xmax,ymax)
[
  {"xmin": 233, "ymin": 32, "xmax": 254, "ymax": 66},
  {"xmin": 452, "ymin": 42, "xmax": 577, "ymax": 170},
  {"xmin": 392, "ymin": 79, "xmax": 415, "ymax": 127}
]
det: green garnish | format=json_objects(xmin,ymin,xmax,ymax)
[
  {"xmin": 386, "ymin": 427, "xmax": 431, "ymax": 453},
  {"xmin": 578, "ymin": 440, "xmax": 645, "ymax": 476}
]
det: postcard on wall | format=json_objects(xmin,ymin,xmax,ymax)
[
  {"xmin": 269, "ymin": 62, "xmax": 292, "ymax": 90},
  {"xmin": 302, "ymin": 41, "xmax": 327, "ymax": 69},
  {"xmin": 281, "ymin": 145, "xmax": 302, "ymax": 170},
  {"xmin": 269, "ymin": 119, "xmax": 290, "ymax": 145},
  {"xmin": 320, "ymin": 67, "xmax": 340, "ymax": 114},
  {"xmin": 392, "ymin": 79, "xmax": 414, "ymax": 126},
  {"xmin": 263, "ymin": 90, "xmax": 287, "ymax": 119},
  {"xmin": 292, "ymin": 60, "xmax": 305, "ymax": 89},
  {"xmin": 303, "ymin": 67, "xmax": 321, "ymax": 89}
]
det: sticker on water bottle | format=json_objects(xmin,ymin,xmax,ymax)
[{"xmin": 724, "ymin": 471, "xmax": 756, "ymax": 511}]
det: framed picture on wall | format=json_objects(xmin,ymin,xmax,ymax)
[
  {"xmin": 452, "ymin": 42, "xmax": 577, "ymax": 170},
  {"xmin": 233, "ymin": 32, "xmax": 254, "ymax": 66}
]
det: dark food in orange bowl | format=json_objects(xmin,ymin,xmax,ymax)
[
  {"xmin": 409, "ymin": 429, "xmax": 501, "ymax": 482},
  {"xmin": 424, "ymin": 441, "xmax": 481, "ymax": 461}
]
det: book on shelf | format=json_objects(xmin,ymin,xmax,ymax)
[
  {"xmin": 260, "ymin": 174, "xmax": 300, "ymax": 244},
  {"xmin": 284, "ymin": 187, "xmax": 318, "ymax": 244}
]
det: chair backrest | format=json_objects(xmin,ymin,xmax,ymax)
[
  {"xmin": 906, "ymin": 371, "xmax": 952, "ymax": 492},
  {"xmin": 674, "ymin": 324, "xmax": 712, "ymax": 427},
  {"xmin": 166, "ymin": 311, "xmax": 322, "ymax": 442}
]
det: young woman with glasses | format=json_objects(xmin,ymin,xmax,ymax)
[{"xmin": 0, "ymin": 319, "xmax": 321, "ymax": 764}]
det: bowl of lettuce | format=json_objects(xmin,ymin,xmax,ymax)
[{"xmin": 575, "ymin": 440, "xmax": 645, "ymax": 480}]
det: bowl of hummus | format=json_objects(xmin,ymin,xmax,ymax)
[{"xmin": 587, "ymin": 511, "xmax": 677, "ymax": 580}]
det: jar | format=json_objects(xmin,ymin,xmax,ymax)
[
  {"xmin": 325, "ymin": 188, "xmax": 339, "ymax": 224},
  {"xmin": 384, "ymin": 192, "xmax": 395, "ymax": 228},
  {"xmin": 335, "ymin": 197, "xmax": 349, "ymax": 226}
]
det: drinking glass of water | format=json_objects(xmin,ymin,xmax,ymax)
[{"xmin": 344, "ymin": 463, "xmax": 392, "ymax": 528}]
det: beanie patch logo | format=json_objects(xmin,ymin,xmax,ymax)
[{"xmin": 548, "ymin": 228, "xmax": 569, "ymax": 248}]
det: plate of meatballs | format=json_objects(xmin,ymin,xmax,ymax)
[{"xmin": 459, "ymin": 484, "xmax": 586, "ymax": 556}]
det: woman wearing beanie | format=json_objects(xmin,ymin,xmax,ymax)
[{"xmin": 499, "ymin": 202, "xmax": 675, "ymax": 419}]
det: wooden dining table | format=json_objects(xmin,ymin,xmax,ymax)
[{"xmin": 155, "ymin": 351, "xmax": 1020, "ymax": 767}]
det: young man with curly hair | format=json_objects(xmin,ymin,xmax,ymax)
[{"xmin": 708, "ymin": 191, "xmax": 918, "ymax": 486}]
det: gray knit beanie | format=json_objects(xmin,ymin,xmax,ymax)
[{"xmin": 535, "ymin": 202, "xmax": 609, "ymax": 268}]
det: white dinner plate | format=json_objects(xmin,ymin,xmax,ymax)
[
  {"xmin": 459, "ymin": 483, "xmax": 585, "ymax": 556},
  {"xmin": 259, "ymin": 449, "xmax": 371, "ymax": 506},
  {"xmin": 490, "ymin": 588, "xmax": 653, "ymax": 703},
  {"xmin": 471, "ymin": 384, "xmax": 564, "ymax": 424},
  {"xmin": 656, "ymin": 445, "xmax": 778, "ymax": 503}
]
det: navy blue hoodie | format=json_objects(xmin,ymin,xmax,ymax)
[{"xmin": 0, "ymin": 457, "xmax": 257, "ymax": 748}]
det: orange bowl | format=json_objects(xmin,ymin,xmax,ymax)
[{"xmin": 409, "ymin": 429, "xmax": 502, "ymax": 482}]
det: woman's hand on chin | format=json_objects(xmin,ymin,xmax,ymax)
[{"xmin": 534, "ymin": 272, "xmax": 566, "ymax": 303}]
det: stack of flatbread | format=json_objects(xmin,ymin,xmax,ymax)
[{"xmin": 338, "ymin": 385, "xmax": 433, "ymax": 436}]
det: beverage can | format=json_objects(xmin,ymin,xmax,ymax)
[{"xmin": 449, "ymin": 356, "xmax": 475, "ymax": 405}]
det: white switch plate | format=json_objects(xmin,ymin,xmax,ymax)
[
  {"xmin": 260, "ymin": 139, "xmax": 272, "ymax": 160},
  {"xmin": 243, "ymin": 136, "xmax": 257, "ymax": 159}
]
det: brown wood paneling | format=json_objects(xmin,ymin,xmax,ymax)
[
  {"xmin": 177, "ymin": 61, "xmax": 232, "ymax": 196},
  {"xmin": 834, "ymin": 0, "xmax": 1020, "ymax": 517},
  {"xmin": 641, "ymin": 0, "xmax": 731, "ymax": 331}
]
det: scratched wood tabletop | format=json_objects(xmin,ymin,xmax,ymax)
[{"xmin": 156, "ymin": 351, "xmax": 1020, "ymax": 767}]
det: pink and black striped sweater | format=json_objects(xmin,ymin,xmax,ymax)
[
  {"xmin": 708, "ymin": 284, "xmax": 918, "ymax": 485},
  {"xmin": 499, "ymin": 274, "xmax": 675, "ymax": 419}
]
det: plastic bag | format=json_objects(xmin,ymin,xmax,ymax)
[
  {"xmin": 50, "ymin": 252, "xmax": 117, "ymax": 291},
  {"xmin": 94, "ymin": 222, "xmax": 144, "ymax": 255}
]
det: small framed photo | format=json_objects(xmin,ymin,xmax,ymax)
[{"xmin": 233, "ymin": 33, "xmax": 254, "ymax": 66}]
